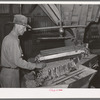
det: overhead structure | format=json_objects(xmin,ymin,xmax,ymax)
[
  {"xmin": 39, "ymin": 4, "xmax": 61, "ymax": 25},
  {"xmin": 32, "ymin": 4, "xmax": 86, "ymax": 31}
]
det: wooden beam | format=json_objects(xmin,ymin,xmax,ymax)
[
  {"xmin": 51, "ymin": 68, "xmax": 85, "ymax": 86},
  {"xmin": 77, "ymin": 5, "xmax": 83, "ymax": 25},
  {"xmin": 29, "ymin": 5, "xmax": 37, "ymax": 14},
  {"xmin": 81, "ymin": 5, "xmax": 89, "ymax": 25},
  {"xmin": 91, "ymin": 5, "xmax": 99, "ymax": 21},
  {"xmin": 86, "ymin": 5, "xmax": 94, "ymax": 25},
  {"xmin": 72, "ymin": 5, "xmax": 82, "ymax": 25},
  {"xmin": 0, "ymin": 4, "xmax": 9, "ymax": 14},
  {"xmin": 39, "ymin": 5, "xmax": 55, "ymax": 24},
  {"xmin": 22, "ymin": 4, "xmax": 32, "ymax": 14},
  {"xmin": 12, "ymin": 4, "xmax": 20, "ymax": 14},
  {"xmin": 48, "ymin": 4, "xmax": 61, "ymax": 20},
  {"xmin": 62, "ymin": 5, "xmax": 74, "ymax": 25},
  {"xmin": 79, "ymin": 5, "xmax": 88, "ymax": 25},
  {"xmin": 40, "ymin": 4, "xmax": 59, "ymax": 25},
  {"xmin": 32, "ymin": 25, "xmax": 86, "ymax": 31},
  {"xmin": 95, "ymin": 5, "xmax": 100, "ymax": 22},
  {"xmin": 68, "ymin": 5, "xmax": 74, "ymax": 25}
]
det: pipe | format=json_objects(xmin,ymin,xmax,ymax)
[
  {"xmin": 37, "ymin": 36, "xmax": 73, "ymax": 40},
  {"xmin": 32, "ymin": 25, "xmax": 86, "ymax": 31}
]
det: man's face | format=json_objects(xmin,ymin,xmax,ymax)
[{"xmin": 18, "ymin": 25, "xmax": 26, "ymax": 36}]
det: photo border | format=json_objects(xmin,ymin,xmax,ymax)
[{"xmin": 0, "ymin": 0, "xmax": 100, "ymax": 99}]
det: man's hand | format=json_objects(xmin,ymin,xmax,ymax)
[
  {"xmin": 28, "ymin": 58, "xmax": 35, "ymax": 63},
  {"xmin": 35, "ymin": 54, "xmax": 41, "ymax": 62},
  {"xmin": 36, "ymin": 62, "xmax": 46, "ymax": 69}
]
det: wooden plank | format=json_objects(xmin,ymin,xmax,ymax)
[
  {"xmin": 86, "ymin": 5, "xmax": 94, "ymax": 24},
  {"xmin": 77, "ymin": 5, "xmax": 83, "ymax": 25},
  {"xmin": 77, "ymin": 5, "xmax": 88, "ymax": 43},
  {"xmin": 62, "ymin": 4, "xmax": 74, "ymax": 25},
  {"xmin": 71, "ymin": 5, "xmax": 82, "ymax": 25},
  {"xmin": 43, "ymin": 65, "xmax": 96, "ymax": 87},
  {"xmin": 40, "ymin": 4, "xmax": 59, "ymax": 25},
  {"xmin": 12, "ymin": 4, "xmax": 20, "ymax": 14},
  {"xmin": 67, "ymin": 5, "xmax": 74, "ymax": 25},
  {"xmin": 91, "ymin": 5, "xmax": 99, "ymax": 21},
  {"xmin": 72, "ymin": 5, "xmax": 79, "ymax": 16},
  {"xmin": 39, "ymin": 5, "xmax": 55, "ymax": 24},
  {"xmin": 72, "ymin": 16, "xmax": 78, "ymax": 22},
  {"xmin": 42, "ymin": 67, "xmax": 84, "ymax": 86},
  {"xmin": 51, "ymin": 68, "xmax": 85, "ymax": 86},
  {"xmin": 79, "ymin": 5, "xmax": 88, "ymax": 25},
  {"xmin": 0, "ymin": 4, "xmax": 9, "ymax": 13},
  {"xmin": 48, "ymin": 4, "xmax": 61, "ymax": 20},
  {"xmin": 22, "ymin": 4, "xmax": 32, "ymax": 14},
  {"xmin": 95, "ymin": 5, "xmax": 100, "ymax": 22},
  {"xmin": 29, "ymin": 5, "xmax": 37, "ymax": 14}
]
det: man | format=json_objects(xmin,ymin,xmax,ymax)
[
  {"xmin": 0, "ymin": 14, "xmax": 45, "ymax": 87},
  {"xmin": 83, "ymin": 21, "xmax": 100, "ymax": 88}
]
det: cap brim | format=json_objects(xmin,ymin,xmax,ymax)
[
  {"xmin": 26, "ymin": 25, "xmax": 31, "ymax": 29},
  {"xmin": 7, "ymin": 22, "xmax": 32, "ymax": 29}
]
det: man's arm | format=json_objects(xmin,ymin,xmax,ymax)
[{"xmin": 8, "ymin": 39, "xmax": 43, "ymax": 70}]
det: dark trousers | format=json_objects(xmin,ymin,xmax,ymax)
[{"xmin": 89, "ymin": 55, "xmax": 100, "ymax": 88}]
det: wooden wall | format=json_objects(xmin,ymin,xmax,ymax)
[
  {"xmin": 61, "ymin": 4, "xmax": 100, "ymax": 43},
  {"xmin": 22, "ymin": 6, "xmax": 64, "ymax": 59},
  {"xmin": 0, "ymin": 5, "xmax": 64, "ymax": 59},
  {"xmin": 0, "ymin": 4, "xmax": 100, "ymax": 59}
]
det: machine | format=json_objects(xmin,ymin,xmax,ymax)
[{"xmin": 24, "ymin": 45, "xmax": 97, "ymax": 88}]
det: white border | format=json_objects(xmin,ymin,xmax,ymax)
[
  {"xmin": 0, "ymin": 1, "xmax": 100, "ymax": 4},
  {"xmin": 0, "ymin": 1, "xmax": 100, "ymax": 98},
  {"xmin": 0, "ymin": 88, "xmax": 100, "ymax": 98}
]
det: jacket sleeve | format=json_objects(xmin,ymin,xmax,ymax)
[{"xmin": 7, "ymin": 39, "xmax": 36, "ymax": 70}]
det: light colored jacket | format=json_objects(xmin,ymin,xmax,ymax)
[{"xmin": 1, "ymin": 33, "xmax": 36, "ymax": 70}]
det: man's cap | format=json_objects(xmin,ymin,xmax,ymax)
[{"xmin": 13, "ymin": 14, "xmax": 31, "ymax": 28}]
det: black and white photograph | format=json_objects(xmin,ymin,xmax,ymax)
[{"xmin": 0, "ymin": 2, "xmax": 100, "ymax": 91}]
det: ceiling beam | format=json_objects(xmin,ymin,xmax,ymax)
[
  {"xmin": 39, "ymin": 4, "xmax": 60, "ymax": 25},
  {"xmin": 39, "ymin": 5, "xmax": 55, "ymax": 24},
  {"xmin": 32, "ymin": 25, "xmax": 86, "ymax": 31},
  {"xmin": 48, "ymin": 4, "xmax": 61, "ymax": 20}
]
